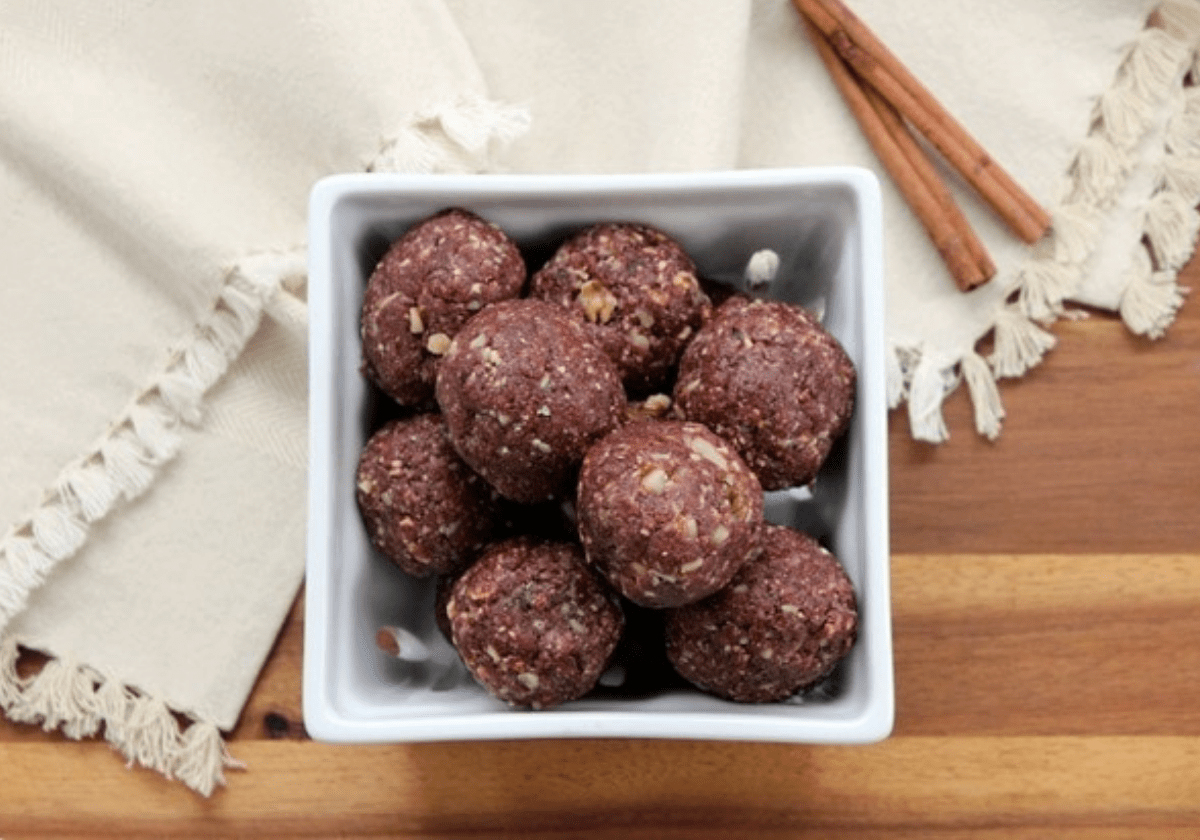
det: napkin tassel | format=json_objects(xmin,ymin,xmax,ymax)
[
  {"xmin": 1120, "ymin": 248, "xmax": 1189, "ymax": 338},
  {"xmin": 1015, "ymin": 260, "xmax": 1083, "ymax": 324},
  {"xmin": 175, "ymin": 719, "xmax": 246, "ymax": 798},
  {"xmin": 0, "ymin": 639, "xmax": 240, "ymax": 797},
  {"xmin": 1001, "ymin": 5, "xmax": 1199, "ymax": 353},
  {"xmin": 1117, "ymin": 16, "xmax": 1200, "ymax": 338},
  {"xmin": 906, "ymin": 350, "xmax": 954, "ymax": 443},
  {"xmin": 960, "ymin": 351, "xmax": 1005, "ymax": 441},
  {"xmin": 989, "ymin": 306, "xmax": 1058, "ymax": 380},
  {"xmin": 371, "ymin": 94, "xmax": 531, "ymax": 175}
]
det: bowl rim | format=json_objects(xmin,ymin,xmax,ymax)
[{"xmin": 303, "ymin": 167, "xmax": 893, "ymax": 744}]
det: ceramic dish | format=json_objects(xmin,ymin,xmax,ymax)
[{"xmin": 304, "ymin": 169, "xmax": 893, "ymax": 743}]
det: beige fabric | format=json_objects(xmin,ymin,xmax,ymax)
[
  {"xmin": 2, "ymin": 0, "xmax": 1197, "ymax": 796},
  {"xmin": 0, "ymin": 0, "xmax": 524, "ymax": 795}
]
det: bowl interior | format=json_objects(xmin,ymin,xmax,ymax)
[{"xmin": 306, "ymin": 171, "xmax": 891, "ymax": 742}]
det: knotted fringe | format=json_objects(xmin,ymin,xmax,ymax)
[
  {"xmin": 893, "ymin": 345, "xmax": 1007, "ymax": 444},
  {"xmin": 0, "ymin": 252, "xmax": 302, "ymax": 634},
  {"xmin": 960, "ymin": 351, "xmax": 1005, "ymax": 441},
  {"xmin": 1062, "ymin": 3, "xmax": 1200, "ymax": 316},
  {"xmin": 990, "ymin": 306, "xmax": 1058, "ymax": 379},
  {"xmin": 0, "ymin": 638, "xmax": 243, "ymax": 797},
  {"xmin": 922, "ymin": 2, "xmax": 1200, "ymax": 442},
  {"xmin": 0, "ymin": 94, "xmax": 530, "ymax": 795},
  {"xmin": 371, "ymin": 94, "xmax": 531, "ymax": 175},
  {"xmin": 1120, "ymin": 246, "xmax": 1191, "ymax": 337},
  {"xmin": 905, "ymin": 350, "xmax": 956, "ymax": 444},
  {"xmin": 1119, "ymin": 4, "xmax": 1200, "ymax": 336},
  {"xmin": 1017, "ymin": 6, "xmax": 1196, "ymax": 325}
]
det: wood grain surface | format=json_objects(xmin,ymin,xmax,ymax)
[{"xmin": 2, "ymin": 258, "xmax": 1198, "ymax": 836}]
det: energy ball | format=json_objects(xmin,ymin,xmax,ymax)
[
  {"xmin": 673, "ymin": 296, "xmax": 855, "ymax": 490},
  {"xmin": 665, "ymin": 524, "xmax": 858, "ymax": 703},
  {"xmin": 446, "ymin": 537, "xmax": 624, "ymax": 709},
  {"xmin": 529, "ymin": 222, "xmax": 711, "ymax": 394},
  {"xmin": 435, "ymin": 298, "xmax": 625, "ymax": 504},
  {"xmin": 361, "ymin": 208, "xmax": 526, "ymax": 406},
  {"xmin": 356, "ymin": 414, "xmax": 498, "ymax": 578},
  {"xmin": 576, "ymin": 420, "xmax": 764, "ymax": 609}
]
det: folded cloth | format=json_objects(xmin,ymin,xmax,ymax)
[
  {"xmin": 2, "ymin": 0, "xmax": 1197, "ymax": 797},
  {"xmin": 0, "ymin": 0, "xmax": 527, "ymax": 795}
]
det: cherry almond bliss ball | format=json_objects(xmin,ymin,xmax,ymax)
[
  {"xmin": 576, "ymin": 420, "xmax": 764, "ymax": 609},
  {"xmin": 674, "ymin": 295, "xmax": 856, "ymax": 490},
  {"xmin": 361, "ymin": 208, "xmax": 526, "ymax": 406},
  {"xmin": 666, "ymin": 524, "xmax": 858, "ymax": 703},
  {"xmin": 447, "ymin": 537, "xmax": 624, "ymax": 710},
  {"xmin": 355, "ymin": 413, "xmax": 498, "ymax": 578},
  {"xmin": 435, "ymin": 298, "xmax": 626, "ymax": 504},
  {"xmin": 530, "ymin": 222, "xmax": 711, "ymax": 395}
]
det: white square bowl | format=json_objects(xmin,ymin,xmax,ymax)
[{"xmin": 304, "ymin": 169, "xmax": 893, "ymax": 744}]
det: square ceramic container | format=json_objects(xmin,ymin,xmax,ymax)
[{"xmin": 304, "ymin": 169, "xmax": 892, "ymax": 743}]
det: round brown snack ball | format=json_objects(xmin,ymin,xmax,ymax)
[
  {"xmin": 665, "ymin": 524, "xmax": 858, "ymax": 703},
  {"xmin": 435, "ymin": 298, "xmax": 625, "ymax": 504},
  {"xmin": 673, "ymin": 296, "xmax": 855, "ymax": 491},
  {"xmin": 356, "ymin": 414, "xmax": 498, "ymax": 578},
  {"xmin": 446, "ymin": 537, "xmax": 624, "ymax": 710},
  {"xmin": 576, "ymin": 420, "xmax": 764, "ymax": 609},
  {"xmin": 361, "ymin": 208, "xmax": 525, "ymax": 406},
  {"xmin": 529, "ymin": 222, "xmax": 711, "ymax": 394}
]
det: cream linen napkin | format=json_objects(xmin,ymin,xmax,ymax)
[
  {"xmin": 0, "ymin": 1, "xmax": 527, "ymax": 795},
  {"xmin": 4, "ymin": 0, "xmax": 1199, "ymax": 799},
  {"xmin": 448, "ymin": 0, "xmax": 1200, "ymax": 440}
]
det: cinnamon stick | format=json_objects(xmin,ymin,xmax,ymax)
[
  {"xmin": 804, "ymin": 17, "xmax": 993, "ymax": 291},
  {"xmin": 793, "ymin": 0, "xmax": 1052, "ymax": 245},
  {"xmin": 859, "ymin": 61, "xmax": 997, "ymax": 285}
]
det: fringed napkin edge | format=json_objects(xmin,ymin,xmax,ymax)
[
  {"xmin": 889, "ymin": 0, "xmax": 1200, "ymax": 443},
  {"xmin": 0, "ymin": 93, "xmax": 530, "ymax": 796}
]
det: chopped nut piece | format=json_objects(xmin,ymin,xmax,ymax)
[
  {"xmin": 679, "ymin": 516, "xmax": 698, "ymax": 540},
  {"xmin": 426, "ymin": 332, "xmax": 452, "ymax": 355},
  {"xmin": 687, "ymin": 435, "xmax": 729, "ymax": 471},
  {"xmin": 375, "ymin": 625, "xmax": 431, "ymax": 662},
  {"xmin": 681, "ymin": 516, "xmax": 700, "ymax": 542},
  {"xmin": 408, "ymin": 307, "xmax": 425, "ymax": 334},
  {"xmin": 640, "ymin": 467, "xmax": 669, "ymax": 494},
  {"xmin": 644, "ymin": 394, "xmax": 671, "ymax": 413},
  {"xmin": 577, "ymin": 279, "xmax": 618, "ymax": 324}
]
